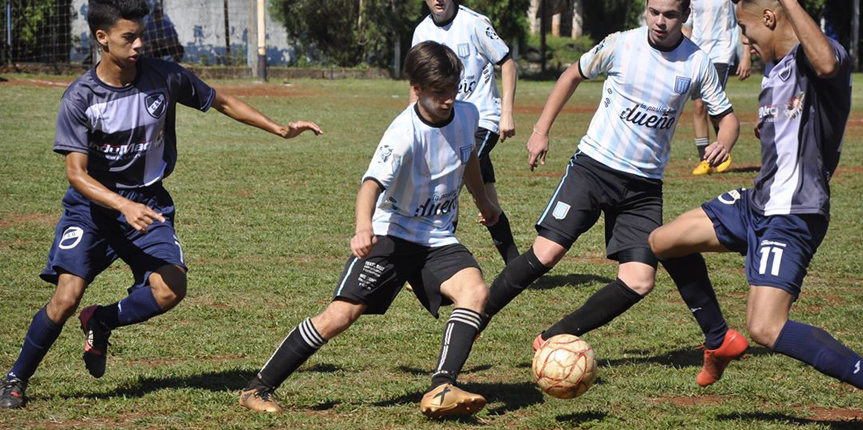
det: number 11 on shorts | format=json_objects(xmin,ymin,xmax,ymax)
[{"xmin": 758, "ymin": 245, "xmax": 784, "ymax": 276}]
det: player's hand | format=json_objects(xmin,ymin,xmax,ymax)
[
  {"xmin": 737, "ymin": 60, "xmax": 752, "ymax": 81},
  {"xmin": 703, "ymin": 141, "xmax": 730, "ymax": 168},
  {"xmin": 119, "ymin": 201, "xmax": 165, "ymax": 233},
  {"xmin": 477, "ymin": 205, "xmax": 500, "ymax": 227},
  {"xmin": 527, "ymin": 128, "xmax": 549, "ymax": 171},
  {"xmin": 499, "ymin": 114, "xmax": 515, "ymax": 142},
  {"xmin": 351, "ymin": 228, "xmax": 377, "ymax": 259},
  {"xmin": 280, "ymin": 121, "xmax": 323, "ymax": 139},
  {"xmin": 754, "ymin": 122, "xmax": 762, "ymax": 139}
]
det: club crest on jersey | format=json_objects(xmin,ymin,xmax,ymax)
[
  {"xmin": 59, "ymin": 226, "xmax": 84, "ymax": 250},
  {"xmin": 460, "ymin": 145, "xmax": 472, "ymax": 163},
  {"xmin": 457, "ymin": 43, "xmax": 470, "ymax": 58},
  {"xmin": 674, "ymin": 77, "xmax": 691, "ymax": 94},
  {"xmin": 145, "ymin": 93, "xmax": 167, "ymax": 118},
  {"xmin": 552, "ymin": 202, "xmax": 570, "ymax": 220},
  {"xmin": 485, "ymin": 27, "xmax": 499, "ymax": 40}
]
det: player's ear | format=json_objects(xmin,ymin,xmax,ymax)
[
  {"xmin": 95, "ymin": 28, "xmax": 110, "ymax": 50},
  {"xmin": 763, "ymin": 8, "xmax": 777, "ymax": 30}
]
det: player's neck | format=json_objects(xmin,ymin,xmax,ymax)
[
  {"xmin": 431, "ymin": 4, "xmax": 457, "ymax": 26},
  {"xmin": 770, "ymin": 28, "xmax": 800, "ymax": 63},
  {"xmin": 95, "ymin": 54, "xmax": 138, "ymax": 88}
]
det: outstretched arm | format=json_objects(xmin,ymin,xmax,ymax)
[
  {"xmin": 779, "ymin": 0, "xmax": 838, "ymax": 78},
  {"xmin": 211, "ymin": 92, "xmax": 323, "ymax": 138},
  {"xmin": 65, "ymin": 152, "xmax": 165, "ymax": 232},
  {"xmin": 527, "ymin": 63, "xmax": 586, "ymax": 171},
  {"xmin": 498, "ymin": 57, "xmax": 517, "ymax": 142}
]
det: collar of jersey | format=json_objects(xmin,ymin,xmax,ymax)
[
  {"xmin": 431, "ymin": 5, "xmax": 459, "ymax": 27},
  {"xmin": 90, "ymin": 60, "xmax": 142, "ymax": 92},
  {"xmin": 414, "ymin": 103, "xmax": 455, "ymax": 128},
  {"xmin": 646, "ymin": 28, "xmax": 685, "ymax": 53}
]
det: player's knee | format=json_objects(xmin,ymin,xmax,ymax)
[
  {"xmin": 150, "ymin": 268, "xmax": 187, "ymax": 309},
  {"xmin": 463, "ymin": 282, "xmax": 489, "ymax": 311},
  {"xmin": 648, "ymin": 229, "xmax": 668, "ymax": 258},
  {"xmin": 48, "ymin": 290, "xmax": 82, "ymax": 321},
  {"xmin": 625, "ymin": 278, "xmax": 655, "ymax": 296},
  {"xmin": 747, "ymin": 319, "xmax": 782, "ymax": 348}
]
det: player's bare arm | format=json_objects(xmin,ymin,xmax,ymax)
[
  {"xmin": 527, "ymin": 63, "xmax": 586, "ymax": 171},
  {"xmin": 65, "ymin": 152, "xmax": 164, "ymax": 232},
  {"xmin": 498, "ymin": 57, "xmax": 517, "ymax": 142},
  {"xmin": 703, "ymin": 112, "xmax": 740, "ymax": 167},
  {"xmin": 464, "ymin": 150, "xmax": 499, "ymax": 226},
  {"xmin": 210, "ymin": 92, "xmax": 323, "ymax": 139},
  {"xmin": 350, "ymin": 180, "xmax": 380, "ymax": 258},
  {"xmin": 778, "ymin": 0, "xmax": 838, "ymax": 78}
]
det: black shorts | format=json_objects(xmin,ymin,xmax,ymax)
[
  {"xmin": 332, "ymin": 236, "xmax": 481, "ymax": 318},
  {"xmin": 475, "ymin": 127, "xmax": 499, "ymax": 184},
  {"xmin": 714, "ymin": 63, "xmax": 730, "ymax": 90},
  {"xmin": 535, "ymin": 153, "xmax": 662, "ymax": 267}
]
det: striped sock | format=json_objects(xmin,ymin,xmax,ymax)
[
  {"xmin": 695, "ymin": 137, "xmax": 709, "ymax": 160},
  {"xmin": 431, "ymin": 308, "xmax": 482, "ymax": 388},
  {"xmin": 256, "ymin": 318, "xmax": 327, "ymax": 389}
]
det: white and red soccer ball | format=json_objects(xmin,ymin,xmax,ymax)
[{"xmin": 532, "ymin": 334, "xmax": 597, "ymax": 399}]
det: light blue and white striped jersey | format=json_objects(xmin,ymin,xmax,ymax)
[
  {"xmin": 363, "ymin": 101, "xmax": 480, "ymax": 247},
  {"xmin": 685, "ymin": 0, "xmax": 740, "ymax": 65},
  {"xmin": 576, "ymin": 27, "xmax": 733, "ymax": 179},
  {"xmin": 412, "ymin": 5, "xmax": 510, "ymax": 133}
]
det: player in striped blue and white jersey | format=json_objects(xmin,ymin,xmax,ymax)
[
  {"xmin": 240, "ymin": 42, "xmax": 499, "ymax": 418},
  {"xmin": 683, "ymin": 0, "xmax": 753, "ymax": 175},
  {"xmin": 0, "ymin": 0, "xmax": 322, "ymax": 410},
  {"xmin": 412, "ymin": 0, "xmax": 520, "ymax": 264},
  {"xmin": 651, "ymin": 0, "xmax": 862, "ymax": 391},
  {"xmin": 478, "ymin": 0, "xmax": 741, "ymax": 345}
]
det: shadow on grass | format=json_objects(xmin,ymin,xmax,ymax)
[
  {"xmin": 373, "ymin": 381, "xmax": 544, "ymax": 415},
  {"xmin": 396, "ymin": 364, "xmax": 492, "ymax": 376},
  {"xmin": 718, "ymin": 412, "xmax": 861, "ymax": 429},
  {"xmin": 556, "ymin": 411, "xmax": 608, "ymax": 424},
  {"xmin": 727, "ymin": 165, "xmax": 762, "ymax": 173},
  {"xmin": 62, "ymin": 364, "xmax": 342, "ymax": 400},
  {"xmin": 532, "ymin": 273, "xmax": 613, "ymax": 291},
  {"xmin": 600, "ymin": 345, "xmax": 772, "ymax": 368}
]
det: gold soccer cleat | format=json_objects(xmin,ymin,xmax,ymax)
[{"xmin": 420, "ymin": 383, "xmax": 486, "ymax": 418}]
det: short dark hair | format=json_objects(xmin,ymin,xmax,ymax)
[
  {"xmin": 88, "ymin": 0, "xmax": 150, "ymax": 36},
  {"xmin": 403, "ymin": 41, "xmax": 463, "ymax": 92},
  {"xmin": 681, "ymin": 0, "xmax": 691, "ymax": 12}
]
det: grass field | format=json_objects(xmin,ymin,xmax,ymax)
[{"xmin": 1, "ymin": 72, "xmax": 862, "ymax": 429}]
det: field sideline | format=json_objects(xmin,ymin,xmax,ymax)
[{"xmin": 1, "ymin": 73, "xmax": 862, "ymax": 429}]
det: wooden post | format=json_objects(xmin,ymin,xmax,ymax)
[{"xmin": 257, "ymin": 0, "xmax": 266, "ymax": 81}]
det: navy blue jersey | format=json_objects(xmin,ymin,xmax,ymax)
[
  {"xmin": 54, "ymin": 58, "xmax": 216, "ymax": 189},
  {"xmin": 752, "ymin": 39, "xmax": 852, "ymax": 217}
]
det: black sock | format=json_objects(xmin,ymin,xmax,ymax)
[
  {"xmin": 485, "ymin": 247, "xmax": 552, "ymax": 317},
  {"xmin": 695, "ymin": 137, "xmax": 709, "ymax": 159},
  {"xmin": 486, "ymin": 212, "xmax": 519, "ymax": 264},
  {"xmin": 542, "ymin": 278, "xmax": 642, "ymax": 340},
  {"xmin": 661, "ymin": 255, "xmax": 727, "ymax": 349},
  {"xmin": 254, "ymin": 318, "xmax": 327, "ymax": 390},
  {"xmin": 430, "ymin": 308, "xmax": 481, "ymax": 389}
]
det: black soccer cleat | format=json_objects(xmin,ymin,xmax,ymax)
[
  {"xmin": 0, "ymin": 377, "xmax": 28, "ymax": 409},
  {"xmin": 79, "ymin": 305, "xmax": 112, "ymax": 378}
]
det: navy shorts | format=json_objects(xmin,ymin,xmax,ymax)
[
  {"xmin": 702, "ymin": 188, "xmax": 828, "ymax": 296},
  {"xmin": 40, "ymin": 183, "xmax": 186, "ymax": 293},
  {"xmin": 476, "ymin": 127, "xmax": 499, "ymax": 184},
  {"xmin": 535, "ymin": 153, "xmax": 663, "ymax": 267},
  {"xmin": 332, "ymin": 236, "xmax": 481, "ymax": 318}
]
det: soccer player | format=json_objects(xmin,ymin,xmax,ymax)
[
  {"xmin": 412, "ymin": 0, "xmax": 519, "ymax": 264},
  {"xmin": 650, "ymin": 0, "xmax": 861, "ymax": 389},
  {"xmin": 238, "ymin": 41, "xmax": 499, "ymax": 418},
  {"xmin": 479, "ymin": 0, "xmax": 741, "ymax": 347},
  {"xmin": 683, "ymin": 0, "xmax": 752, "ymax": 175},
  {"xmin": 0, "ymin": 0, "xmax": 321, "ymax": 409}
]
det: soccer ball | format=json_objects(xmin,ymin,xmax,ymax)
[{"xmin": 532, "ymin": 334, "xmax": 597, "ymax": 399}]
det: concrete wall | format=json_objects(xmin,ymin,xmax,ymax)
[{"xmin": 69, "ymin": 0, "xmax": 295, "ymax": 66}]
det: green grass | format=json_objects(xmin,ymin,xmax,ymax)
[{"xmin": 1, "ymin": 73, "xmax": 862, "ymax": 429}]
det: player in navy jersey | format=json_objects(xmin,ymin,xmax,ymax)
[
  {"xmin": 0, "ymin": 0, "xmax": 321, "ymax": 409},
  {"xmin": 238, "ymin": 41, "xmax": 498, "ymax": 418},
  {"xmin": 650, "ymin": 0, "xmax": 861, "ymax": 389},
  {"xmin": 478, "ymin": 0, "xmax": 740, "ymax": 350},
  {"xmin": 412, "ymin": 0, "xmax": 520, "ymax": 264}
]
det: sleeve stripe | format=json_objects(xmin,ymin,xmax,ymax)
[
  {"xmin": 709, "ymin": 107, "xmax": 734, "ymax": 121},
  {"xmin": 362, "ymin": 176, "xmax": 386, "ymax": 191},
  {"xmin": 495, "ymin": 52, "xmax": 512, "ymax": 67}
]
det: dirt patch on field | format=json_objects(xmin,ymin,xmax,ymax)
[
  {"xmin": 213, "ymin": 83, "xmax": 319, "ymax": 98},
  {"xmin": 0, "ymin": 213, "xmax": 58, "ymax": 229},
  {"xmin": 649, "ymin": 395, "xmax": 726, "ymax": 407},
  {"xmin": 803, "ymin": 407, "xmax": 863, "ymax": 422}
]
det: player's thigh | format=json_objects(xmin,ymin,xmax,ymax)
[
  {"xmin": 650, "ymin": 207, "xmax": 727, "ymax": 258},
  {"xmin": 438, "ymin": 267, "xmax": 487, "ymax": 311},
  {"xmin": 411, "ymin": 244, "xmax": 483, "ymax": 315},
  {"xmin": 332, "ymin": 236, "xmax": 417, "ymax": 315},
  {"xmin": 746, "ymin": 286, "xmax": 794, "ymax": 348}
]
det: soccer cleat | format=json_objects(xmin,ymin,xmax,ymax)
[
  {"xmin": 420, "ymin": 383, "xmax": 486, "ymax": 418},
  {"xmin": 239, "ymin": 387, "xmax": 283, "ymax": 413},
  {"xmin": 714, "ymin": 154, "xmax": 732, "ymax": 173},
  {"xmin": 692, "ymin": 160, "xmax": 712, "ymax": 176},
  {"xmin": 533, "ymin": 333, "xmax": 548, "ymax": 352},
  {"xmin": 79, "ymin": 305, "xmax": 112, "ymax": 378},
  {"xmin": 697, "ymin": 328, "xmax": 748, "ymax": 387},
  {"xmin": 0, "ymin": 377, "xmax": 27, "ymax": 409}
]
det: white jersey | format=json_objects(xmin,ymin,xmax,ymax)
[
  {"xmin": 362, "ymin": 101, "xmax": 480, "ymax": 247},
  {"xmin": 685, "ymin": 0, "xmax": 740, "ymax": 65},
  {"xmin": 576, "ymin": 26, "xmax": 733, "ymax": 179},
  {"xmin": 412, "ymin": 5, "xmax": 510, "ymax": 133}
]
